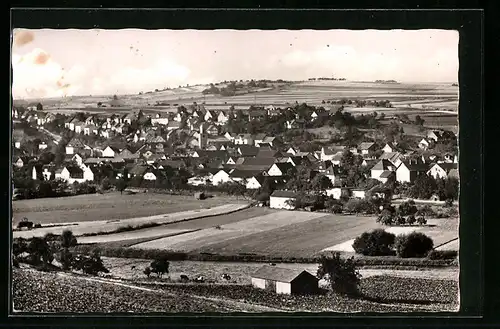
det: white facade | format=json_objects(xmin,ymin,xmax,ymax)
[
  {"xmin": 371, "ymin": 169, "xmax": 385, "ymax": 180},
  {"xmin": 251, "ymin": 278, "xmax": 266, "ymax": 290},
  {"xmin": 42, "ymin": 168, "xmax": 52, "ymax": 181},
  {"xmin": 102, "ymin": 146, "xmax": 116, "ymax": 158},
  {"xmin": 352, "ymin": 190, "xmax": 366, "ymax": 199},
  {"xmin": 143, "ymin": 172, "xmax": 157, "ymax": 181},
  {"xmin": 326, "ymin": 188, "xmax": 342, "ymax": 199},
  {"xmin": 15, "ymin": 141, "xmax": 21, "ymax": 149},
  {"xmin": 246, "ymin": 177, "xmax": 262, "ymax": 189},
  {"xmin": 382, "ymin": 144, "xmax": 393, "ymax": 153},
  {"xmin": 211, "ymin": 170, "xmax": 232, "ymax": 186},
  {"xmin": 267, "ymin": 164, "xmax": 284, "ymax": 177},
  {"xmin": 269, "ymin": 196, "xmax": 295, "ymax": 210},
  {"xmin": 396, "ymin": 164, "xmax": 411, "ymax": 183},
  {"xmin": 66, "ymin": 146, "xmax": 74, "ymax": 155},
  {"xmin": 38, "ymin": 142, "xmax": 48, "ymax": 150},
  {"xmin": 427, "ymin": 164, "xmax": 448, "ymax": 179},
  {"xmin": 276, "ymin": 281, "xmax": 292, "ymax": 294}
]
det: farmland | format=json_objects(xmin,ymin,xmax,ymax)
[
  {"xmin": 13, "ymin": 267, "xmax": 458, "ymax": 313},
  {"xmin": 23, "ymin": 80, "xmax": 458, "ymax": 116},
  {"xmin": 12, "ymin": 192, "xmax": 248, "ymax": 225}
]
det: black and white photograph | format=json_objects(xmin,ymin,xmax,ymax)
[{"xmin": 11, "ymin": 25, "xmax": 460, "ymax": 313}]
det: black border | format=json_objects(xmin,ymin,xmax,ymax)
[{"xmin": 7, "ymin": 7, "xmax": 486, "ymax": 328}]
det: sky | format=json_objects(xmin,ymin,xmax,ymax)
[{"xmin": 11, "ymin": 29, "xmax": 459, "ymax": 99}]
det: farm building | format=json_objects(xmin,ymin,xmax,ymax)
[
  {"xmin": 269, "ymin": 190, "xmax": 297, "ymax": 210},
  {"xmin": 251, "ymin": 265, "xmax": 318, "ymax": 295}
]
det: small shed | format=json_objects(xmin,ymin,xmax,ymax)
[
  {"xmin": 251, "ymin": 265, "xmax": 319, "ymax": 295},
  {"xmin": 194, "ymin": 192, "xmax": 206, "ymax": 200}
]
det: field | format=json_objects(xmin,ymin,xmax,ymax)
[
  {"xmin": 124, "ymin": 209, "xmax": 458, "ymax": 258},
  {"xmin": 12, "ymin": 192, "xmax": 248, "ymax": 225},
  {"xmin": 12, "ymin": 267, "xmax": 459, "ymax": 313},
  {"xmin": 19, "ymin": 80, "xmax": 458, "ymax": 114}
]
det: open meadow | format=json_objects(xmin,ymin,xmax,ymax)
[{"xmin": 12, "ymin": 192, "xmax": 248, "ymax": 225}]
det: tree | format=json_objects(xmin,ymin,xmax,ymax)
[
  {"xmin": 144, "ymin": 267, "xmax": 152, "ymax": 278},
  {"xmin": 36, "ymin": 103, "xmax": 43, "ymax": 111},
  {"xmin": 115, "ymin": 178, "xmax": 127, "ymax": 194},
  {"xmin": 97, "ymin": 102, "xmax": 102, "ymax": 107},
  {"xmin": 317, "ymin": 252, "xmax": 361, "ymax": 296},
  {"xmin": 352, "ymin": 229, "xmax": 396, "ymax": 256},
  {"xmin": 60, "ymin": 230, "xmax": 78, "ymax": 248},
  {"xmin": 410, "ymin": 175, "xmax": 437, "ymax": 199},
  {"xmin": 150, "ymin": 257, "xmax": 169, "ymax": 278},
  {"xmin": 27, "ymin": 237, "xmax": 53, "ymax": 265},
  {"xmin": 414, "ymin": 115, "xmax": 425, "ymax": 126},
  {"xmin": 397, "ymin": 200, "xmax": 418, "ymax": 216},
  {"xmin": 113, "ymin": 95, "xmax": 118, "ymax": 100},
  {"xmin": 395, "ymin": 232, "xmax": 434, "ymax": 258}
]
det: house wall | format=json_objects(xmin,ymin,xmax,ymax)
[
  {"xmin": 382, "ymin": 145, "xmax": 393, "ymax": 153},
  {"xmin": 267, "ymin": 165, "xmax": 283, "ymax": 176},
  {"xmin": 212, "ymin": 171, "xmax": 231, "ymax": 186},
  {"xmin": 291, "ymin": 275, "xmax": 319, "ymax": 294},
  {"xmin": 428, "ymin": 166, "xmax": 447, "ymax": 179},
  {"xmin": 396, "ymin": 166, "xmax": 411, "ymax": 183},
  {"xmin": 66, "ymin": 146, "xmax": 75, "ymax": 155},
  {"xmin": 352, "ymin": 190, "xmax": 366, "ymax": 199},
  {"xmin": 32, "ymin": 167, "xmax": 37, "ymax": 180},
  {"xmin": 326, "ymin": 174, "xmax": 336, "ymax": 185},
  {"xmin": 15, "ymin": 160, "xmax": 24, "ymax": 168},
  {"xmin": 102, "ymin": 147, "xmax": 116, "ymax": 158},
  {"xmin": 251, "ymin": 278, "xmax": 266, "ymax": 290},
  {"xmin": 270, "ymin": 196, "xmax": 295, "ymax": 210},
  {"xmin": 83, "ymin": 167, "xmax": 94, "ymax": 181},
  {"xmin": 246, "ymin": 178, "xmax": 262, "ymax": 189},
  {"xmin": 42, "ymin": 170, "xmax": 52, "ymax": 181},
  {"xmin": 371, "ymin": 169, "xmax": 384, "ymax": 180},
  {"xmin": 326, "ymin": 188, "xmax": 342, "ymax": 199},
  {"xmin": 276, "ymin": 281, "xmax": 292, "ymax": 295},
  {"xmin": 143, "ymin": 172, "xmax": 157, "ymax": 181}
]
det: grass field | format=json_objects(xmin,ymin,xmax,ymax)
[{"xmin": 12, "ymin": 192, "xmax": 248, "ymax": 225}]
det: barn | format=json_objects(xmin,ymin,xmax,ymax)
[
  {"xmin": 251, "ymin": 265, "xmax": 319, "ymax": 295},
  {"xmin": 269, "ymin": 190, "xmax": 297, "ymax": 210}
]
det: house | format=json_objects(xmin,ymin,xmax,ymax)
[
  {"xmin": 237, "ymin": 145, "xmax": 260, "ymax": 157},
  {"xmin": 143, "ymin": 168, "xmax": 159, "ymax": 181},
  {"xmin": 395, "ymin": 160, "xmax": 429, "ymax": 183},
  {"xmin": 427, "ymin": 130, "xmax": 443, "ymax": 142},
  {"xmin": 211, "ymin": 169, "xmax": 233, "ymax": 186},
  {"xmin": 285, "ymin": 118, "xmax": 306, "ymax": 130},
  {"xmin": 357, "ymin": 142, "xmax": 377, "ymax": 156},
  {"xmin": 286, "ymin": 146, "xmax": 298, "ymax": 156},
  {"xmin": 382, "ymin": 142, "xmax": 396, "ymax": 153},
  {"xmin": 31, "ymin": 164, "xmax": 43, "ymax": 180},
  {"xmin": 351, "ymin": 188, "xmax": 366, "ymax": 199},
  {"xmin": 245, "ymin": 174, "xmax": 265, "ymax": 190},
  {"xmin": 151, "ymin": 113, "xmax": 170, "ymax": 126},
  {"xmin": 38, "ymin": 142, "xmax": 48, "ymax": 150},
  {"xmin": 188, "ymin": 173, "xmax": 213, "ymax": 186},
  {"xmin": 370, "ymin": 159, "xmax": 396, "ymax": 181},
  {"xmin": 324, "ymin": 164, "xmax": 343, "ymax": 186},
  {"xmin": 228, "ymin": 169, "xmax": 264, "ymax": 184},
  {"xmin": 269, "ymin": 190, "xmax": 297, "ymax": 210},
  {"xmin": 248, "ymin": 109, "xmax": 267, "ymax": 121},
  {"xmin": 83, "ymin": 124, "xmax": 99, "ymax": 135},
  {"xmin": 325, "ymin": 187, "xmax": 351, "ymax": 200},
  {"xmin": 427, "ymin": 163, "xmax": 459, "ymax": 180},
  {"xmin": 36, "ymin": 112, "xmax": 47, "ymax": 126},
  {"xmin": 66, "ymin": 139, "xmax": 86, "ymax": 155},
  {"xmin": 251, "ymin": 265, "xmax": 318, "ymax": 295},
  {"xmin": 85, "ymin": 115, "xmax": 96, "ymax": 125},
  {"xmin": 128, "ymin": 165, "xmax": 149, "ymax": 179},
  {"xmin": 55, "ymin": 165, "xmax": 94, "ymax": 184},
  {"xmin": 234, "ymin": 134, "xmax": 254, "ymax": 145},
  {"xmin": 14, "ymin": 156, "xmax": 29, "ymax": 168},
  {"xmin": 166, "ymin": 120, "xmax": 181, "ymax": 131},
  {"xmin": 204, "ymin": 110, "xmax": 217, "ymax": 122},
  {"xmin": 235, "ymin": 157, "xmax": 276, "ymax": 171},
  {"xmin": 205, "ymin": 124, "xmax": 219, "ymax": 136},
  {"xmin": 377, "ymin": 170, "xmax": 395, "ymax": 184},
  {"xmin": 252, "ymin": 133, "xmax": 267, "ymax": 146},
  {"xmin": 418, "ymin": 138, "xmax": 432, "ymax": 150},
  {"xmin": 224, "ymin": 132, "xmax": 236, "ymax": 142},
  {"xmin": 268, "ymin": 163, "xmax": 295, "ymax": 177},
  {"xmin": 216, "ymin": 111, "xmax": 229, "ymax": 125},
  {"xmin": 320, "ymin": 146, "xmax": 346, "ymax": 163},
  {"xmin": 258, "ymin": 136, "xmax": 282, "ymax": 148},
  {"xmin": 378, "ymin": 152, "xmax": 404, "ymax": 168},
  {"xmin": 257, "ymin": 148, "xmax": 282, "ymax": 159}
]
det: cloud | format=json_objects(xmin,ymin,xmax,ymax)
[
  {"xmin": 12, "ymin": 48, "xmax": 86, "ymax": 99},
  {"xmin": 13, "ymin": 29, "xmax": 34, "ymax": 47}
]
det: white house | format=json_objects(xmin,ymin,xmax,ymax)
[
  {"xmin": 382, "ymin": 143, "xmax": 396, "ymax": 153},
  {"xmin": 38, "ymin": 142, "xmax": 48, "ymax": 150},
  {"xmin": 370, "ymin": 159, "xmax": 395, "ymax": 181},
  {"xmin": 427, "ymin": 163, "xmax": 459, "ymax": 180},
  {"xmin": 325, "ymin": 187, "xmax": 350, "ymax": 200},
  {"xmin": 251, "ymin": 265, "xmax": 318, "ymax": 295},
  {"xmin": 234, "ymin": 134, "xmax": 254, "ymax": 145},
  {"xmin": 102, "ymin": 146, "xmax": 119, "ymax": 158},
  {"xmin": 211, "ymin": 169, "xmax": 232, "ymax": 186},
  {"xmin": 351, "ymin": 189, "xmax": 366, "ymax": 199},
  {"xmin": 246, "ymin": 176, "xmax": 264, "ymax": 190},
  {"xmin": 418, "ymin": 138, "xmax": 431, "ymax": 150},
  {"xmin": 395, "ymin": 160, "xmax": 429, "ymax": 183},
  {"xmin": 143, "ymin": 171, "xmax": 157, "ymax": 181},
  {"xmin": 217, "ymin": 111, "xmax": 229, "ymax": 125},
  {"xmin": 269, "ymin": 190, "xmax": 297, "ymax": 210},
  {"xmin": 55, "ymin": 166, "xmax": 94, "ymax": 184},
  {"xmin": 267, "ymin": 163, "xmax": 294, "ymax": 177}
]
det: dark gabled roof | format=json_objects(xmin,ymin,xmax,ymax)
[
  {"xmin": 238, "ymin": 145, "xmax": 259, "ymax": 157},
  {"xmin": 256, "ymin": 148, "xmax": 281, "ymax": 158},
  {"xmin": 159, "ymin": 159, "xmax": 186, "ymax": 169},
  {"xmin": 253, "ymin": 133, "xmax": 267, "ymax": 141},
  {"xmin": 358, "ymin": 142, "xmax": 376, "ymax": 150},
  {"xmin": 229, "ymin": 169, "xmax": 264, "ymax": 179},
  {"xmin": 399, "ymin": 160, "xmax": 429, "ymax": 172},
  {"xmin": 194, "ymin": 150, "xmax": 229, "ymax": 159},
  {"xmin": 252, "ymin": 265, "xmax": 315, "ymax": 283},
  {"xmin": 238, "ymin": 157, "xmax": 276, "ymax": 167},
  {"xmin": 379, "ymin": 170, "xmax": 395, "ymax": 178},
  {"xmin": 129, "ymin": 165, "xmax": 149, "ymax": 176},
  {"xmin": 271, "ymin": 190, "xmax": 298, "ymax": 198},
  {"xmin": 431, "ymin": 162, "xmax": 458, "ymax": 172},
  {"xmin": 66, "ymin": 166, "xmax": 84, "ymax": 178},
  {"xmin": 371, "ymin": 159, "xmax": 394, "ymax": 171}
]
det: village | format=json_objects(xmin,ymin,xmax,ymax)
[{"xmin": 12, "ymin": 101, "xmax": 458, "ymax": 208}]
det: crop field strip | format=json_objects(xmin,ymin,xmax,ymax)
[
  {"xmin": 130, "ymin": 210, "xmax": 326, "ymax": 251},
  {"xmin": 13, "ymin": 203, "xmax": 248, "ymax": 239}
]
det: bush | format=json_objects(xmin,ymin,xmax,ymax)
[
  {"xmin": 330, "ymin": 204, "xmax": 343, "ymax": 214},
  {"xmin": 27, "ymin": 237, "xmax": 53, "ymax": 264},
  {"xmin": 376, "ymin": 209, "xmax": 394, "ymax": 226},
  {"xmin": 72, "ymin": 252, "xmax": 109, "ymax": 275},
  {"xmin": 427, "ymin": 249, "xmax": 458, "ymax": 260},
  {"xmin": 101, "ymin": 177, "xmax": 111, "ymax": 191},
  {"xmin": 352, "ymin": 229, "xmax": 396, "ymax": 256},
  {"xmin": 255, "ymin": 192, "xmax": 270, "ymax": 202},
  {"xmin": 60, "ymin": 230, "xmax": 78, "ymax": 248},
  {"xmin": 143, "ymin": 266, "xmax": 152, "ymax": 278},
  {"xmin": 395, "ymin": 232, "xmax": 434, "ymax": 258},
  {"xmin": 405, "ymin": 215, "xmax": 416, "ymax": 225},
  {"xmin": 344, "ymin": 199, "xmax": 375, "ymax": 214},
  {"xmin": 397, "ymin": 200, "xmax": 418, "ymax": 216},
  {"xmin": 150, "ymin": 257, "xmax": 170, "ymax": 278},
  {"xmin": 416, "ymin": 216, "xmax": 427, "ymax": 225},
  {"xmin": 317, "ymin": 252, "xmax": 361, "ymax": 296}
]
